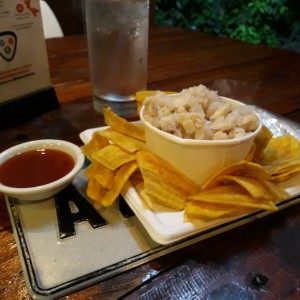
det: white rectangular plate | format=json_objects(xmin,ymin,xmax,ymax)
[{"xmin": 79, "ymin": 114, "xmax": 300, "ymax": 245}]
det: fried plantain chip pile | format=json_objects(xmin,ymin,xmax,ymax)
[
  {"xmin": 81, "ymin": 100, "xmax": 300, "ymax": 223},
  {"xmin": 82, "ymin": 107, "xmax": 141, "ymax": 207},
  {"xmin": 186, "ymin": 160, "xmax": 288, "ymax": 221}
]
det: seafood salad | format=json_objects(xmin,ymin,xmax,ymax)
[{"xmin": 143, "ymin": 85, "xmax": 260, "ymax": 140}]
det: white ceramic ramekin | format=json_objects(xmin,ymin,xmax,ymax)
[{"xmin": 0, "ymin": 139, "xmax": 84, "ymax": 200}]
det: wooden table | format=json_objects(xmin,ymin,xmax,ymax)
[{"xmin": 1, "ymin": 26, "xmax": 300, "ymax": 299}]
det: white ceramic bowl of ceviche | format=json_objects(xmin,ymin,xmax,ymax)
[{"xmin": 140, "ymin": 92, "xmax": 262, "ymax": 187}]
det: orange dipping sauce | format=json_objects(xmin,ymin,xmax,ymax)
[{"xmin": 0, "ymin": 149, "xmax": 75, "ymax": 188}]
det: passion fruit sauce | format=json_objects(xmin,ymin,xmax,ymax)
[{"xmin": 0, "ymin": 149, "xmax": 75, "ymax": 188}]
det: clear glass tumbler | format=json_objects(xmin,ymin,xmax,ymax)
[{"xmin": 85, "ymin": 0, "xmax": 149, "ymax": 117}]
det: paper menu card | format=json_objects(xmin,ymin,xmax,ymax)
[{"xmin": 0, "ymin": 0, "xmax": 51, "ymax": 103}]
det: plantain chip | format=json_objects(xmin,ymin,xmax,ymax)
[
  {"xmin": 103, "ymin": 107, "xmax": 145, "ymax": 141},
  {"xmin": 98, "ymin": 161, "xmax": 138, "ymax": 207},
  {"xmin": 135, "ymin": 181, "xmax": 154, "ymax": 209},
  {"xmin": 98, "ymin": 128, "xmax": 146, "ymax": 153},
  {"xmin": 250, "ymin": 125, "xmax": 273, "ymax": 163},
  {"xmin": 262, "ymin": 135, "xmax": 300, "ymax": 162},
  {"xmin": 86, "ymin": 177, "xmax": 105, "ymax": 203},
  {"xmin": 245, "ymin": 144, "xmax": 256, "ymax": 162},
  {"xmin": 216, "ymin": 175, "xmax": 273, "ymax": 199},
  {"xmin": 136, "ymin": 150, "xmax": 198, "ymax": 195},
  {"xmin": 92, "ymin": 144, "xmax": 136, "ymax": 170},
  {"xmin": 81, "ymin": 131, "xmax": 109, "ymax": 161},
  {"xmin": 188, "ymin": 184, "xmax": 278, "ymax": 211},
  {"xmin": 136, "ymin": 150, "xmax": 198, "ymax": 210},
  {"xmin": 201, "ymin": 160, "xmax": 271, "ymax": 190},
  {"xmin": 261, "ymin": 135, "xmax": 300, "ymax": 182},
  {"xmin": 263, "ymin": 157, "xmax": 300, "ymax": 182},
  {"xmin": 262, "ymin": 180, "xmax": 290, "ymax": 202},
  {"xmin": 185, "ymin": 201, "xmax": 249, "ymax": 221},
  {"xmin": 84, "ymin": 162, "xmax": 115, "ymax": 190},
  {"xmin": 143, "ymin": 177, "xmax": 187, "ymax": 210}
]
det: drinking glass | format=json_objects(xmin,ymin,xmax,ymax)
[{"xmin": 85, "ymin": 0, "xmax": 149, "ymax": 117}]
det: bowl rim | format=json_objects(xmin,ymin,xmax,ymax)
[
  {"xmin": 140, "ymin": 96, "xmax": 262, "ymax": 146},
  {"xmin": 0, "ymin": 139, "xmax": 85, "ymax": 195}
]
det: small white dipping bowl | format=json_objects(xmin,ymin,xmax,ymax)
[
  {"xmin": 140, "ymin": 97, "xmax": 262, "ymax": 186},
  {"xmin": 0, "ymin": 139, "xmax": 85, "ymax": 201}
]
